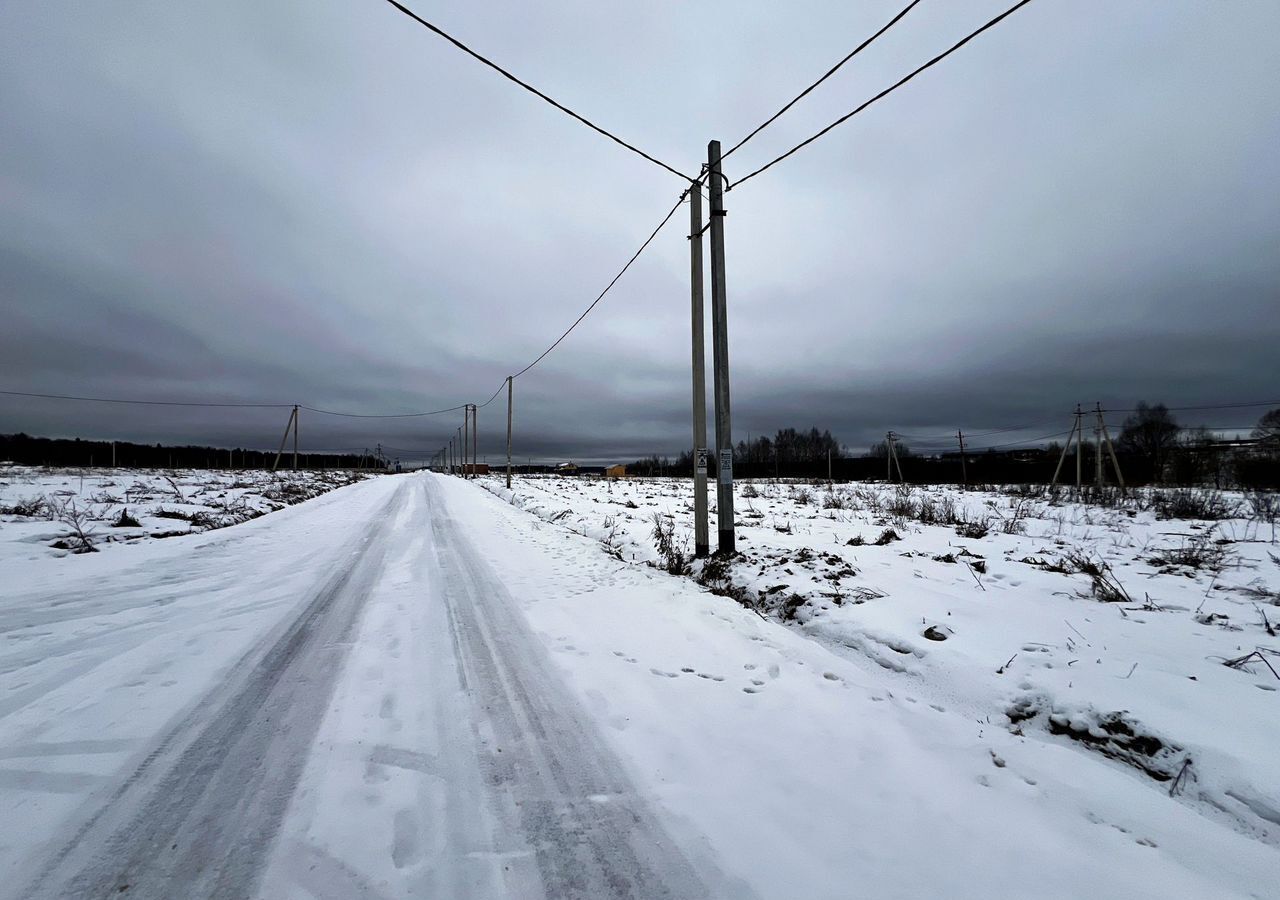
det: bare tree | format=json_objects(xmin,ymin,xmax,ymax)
[
  {"xmin": 1253, "ymin": 408, "xmax": 1280, "ymax": 446},
  {"xmin": 1118, "ymin": 402, "xmax": 1179, "ymax": 483}
]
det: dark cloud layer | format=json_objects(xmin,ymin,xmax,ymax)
[{"xmin": 3, "ymin": 1, "xmax": 1278, "ymax": 465}]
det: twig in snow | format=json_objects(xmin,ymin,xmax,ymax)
[
  {"xmin": 1223, "ymin": 650, "xmax": 1280, "ymax": 680},
  {"xmin": 963, "ymin": 560, "xmax": 986, "ymax": 592},
  {"xmin": 996, "ymin": 653, "xmax": 1017, "ymax": 675},
  {"xmin": 1168, "ymin": 759, "xmax": 1193, "ymax": 797},
  {"xmin": 1121, "ymin": 662, "xmax": 1138, "ymax": 679},
  {"xmin": 1065, "ymin": 620, "xmax": 1091, "ymax": 646},
  {"xmin": 1256, "ymin": 604, "xmax": 1276, "ymax": 637}
]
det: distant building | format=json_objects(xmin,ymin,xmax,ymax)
[
  {"xmin": 556, "ymin": 462, "xmax": 579, "ymax": 476},
  {"xmin": 604, "ymin": 464, "xmax": 627, "ymax": 478},
  {"xmin": 462, "ymin": 463, "xmax": 490, "ymax": 475}
]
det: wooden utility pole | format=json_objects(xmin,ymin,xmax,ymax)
[
  {"xmin": 506, "ymin": 377, "xmax": 514, "ymax": 489},
  {"xmin": 112, "ymin": 441, "xmax": 117, "ymax": 468},
  {"xmin": 958, "ymin": 430, "xmax": 968, "ymax": 488},
  {"xmin": 292, "ymin": 405, "xmax": 299, "ymax": 471},
  {"xmin": 463, "ymin": 407, "xmax": 470, "ymax": 478},
  {"xmin": 470, "ymin": 403, "xmax": 478, "ymax": 478},
  {"xmin": 707, "ymin": 141, "xmax": 735, "ymax": 553},
  {"xmin": 689, "ymin": 181, "xmax": 710, "ymax": 557},
  {"xmin": 271, "ymin": 406, "xmax": 297, "ymax": 473}
]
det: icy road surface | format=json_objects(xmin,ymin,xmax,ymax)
[{"xmin": 1, "ymin": 472, "xmax": 1274, "ymax": 899}]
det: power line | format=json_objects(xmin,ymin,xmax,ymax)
[
  {"xmin": 299, "ymin": 403, "xmax": 467, "ymax": 419},
  {"xmin": 721, "ymin": 0, "xmax": 922, "ymax": 161},
  {"xmin": 4, "ymin": 189, "xmax": 686, "ymax": 421},
  {"xmin": 0, "ymin": 389, "xmax": 292, "ymax": 409},
  {"xmin": 508, "ymin": 190, "xmax": 688, "ymax": 381},
  {"xmin": 380, "ymin": 0, "xmax": 694, "ymax": 183},
  {"xmin": 729, "ymin": 0, "xmax": 1036, "ymax": 191},
  {"xmin": 1103, "ymin": 401, "xmax": 1280, "ymax": 414}
]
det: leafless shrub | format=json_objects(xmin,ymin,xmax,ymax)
[
  {"xmin": 51, "ymin": 498, "xmax": 97, "ymax": 553},
  {"xmin": 955, "ymin": 517, "xmax": 991, "ymax": 540},
  {"xmin": 651, "ymin": 513, "xmax": 690, "ymax": 576},
  {"xmin": 1148, "ymin": 527, "xmax": 1234, "ymax": 572},
  {"xmin": 1150, "ymin": 488, "xmax": 1237, "ymax": 521},
  {"xmin": 822, "ymin": 490, "xmax": 847, "ymax": 510},
  {"xmin": 874, "ymin": 528, "xmax": 901, "ymax": 546},
  {"xmin": 741, "ymin": 483, "xmax": 760, "ymax": 499},
  {"xmin": 886, "ymin": 485, "xmax": 915, "ymax": 522},
  {"xmin": 1, "ymin": 495, "xmax": 49, "ymax": 517},
  {"xmin": 1064, "ymin": 550, "xmax": 1131, "ymax": 603},
  {"xmin": 997, "ymin": 498, "xmax": 1033, "ymax": 535}
]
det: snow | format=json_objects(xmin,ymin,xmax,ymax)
[
  {"xmin": 0, "ymin": 464, "xmax": 370, "ymax": 560},
  {"xmin": 1, "ymin": 469, "xmax": 1276, "ymax": 898}
]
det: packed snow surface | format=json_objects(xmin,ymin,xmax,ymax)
[{"xmin": 1, "ymin": 469, "xmax": 1276, "ymax": 898}]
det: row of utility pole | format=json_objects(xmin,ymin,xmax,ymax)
[
  {"xmin": 1051, "ymin": 403, "xmax": 1125, "ymax": 489},
  {"xmin": 882, "ymin": 404, "xmax": 1125, "ymax": 489},
  {"xmin": 420, "ymin": 138, "xmax": 736, "ymax": 545}
]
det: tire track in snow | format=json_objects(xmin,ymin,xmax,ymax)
[
  {"xmin": 18, "ymin": 483, "xmax": 410, "ymax": 900},
  {"xmin": 424, "ymin": 477, "xmax": 717, "ymax": 899}
]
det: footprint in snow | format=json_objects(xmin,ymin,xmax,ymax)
[
  {"xmin": 742, "ymin": 686, "xmax": 762, "ymax": 694},
  {"xmin": 649, "ymin": 668, "xmax": 679, "ymax": 678},
  {"xmin": 696, "ymin": 673, "xmax": 726, "ymax": 682}
]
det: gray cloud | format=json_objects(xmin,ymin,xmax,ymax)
[{"xmin": 3, "ymin": 1, "xmax": 1278, "ymax": 465}]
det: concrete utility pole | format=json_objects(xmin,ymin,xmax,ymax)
[
  {"xmin": 292, "ymin": 405, "xmax": 299, "ymax": 471},
  {"xmin": 957, "ymin": 430, "xmax": 968, "ymax": 488},
  {"xmin": 1097, "ymin": 403, "xmax": 1125, "ymax": 488},
  {"xmin": 506, "ymin": 377, "xmax": 514, "ymax": 490},
  {"xmin": 707, "ymin": 140, "xmax": 735, "ymax": 554},
  {"xmin": 470, "ymin": 403, "xmax": 478, "ymax": 478},
  {"xmin": 456, "ymin": 426, "xmax": 463, "ymax": 475},
  {"xmin": 689, "ymin": 180, "xmax": 710, "ymax": 557},
  {"xmin": 886, "ymin": 432, "xmax": 893, "ymax": 482},
  {"xmin": 1075, "ymin": 404, "xmax": 1083, "ymax": 490},
  {"xmin": 465, "ymin": 407, "xmax": 476, "ymax": 478},
  {"xmin": 1095, "ymin": 403, "xmax": 1104, "ymax": 488}
]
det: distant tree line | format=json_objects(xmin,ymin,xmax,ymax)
[
  {"xmin": 627, "ymin": 408, "xmax": 1279, "ymax": 488},
  {"xmin": 0, "ymin": 433, "xmax": 381, "ymax": 470}
]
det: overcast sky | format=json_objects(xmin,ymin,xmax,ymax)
[{"xmin": 2, "ymin": 1, "xmax": 1278, "ymax": 464}]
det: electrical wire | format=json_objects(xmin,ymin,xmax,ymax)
[
  {"xmin": 299, "ymin": 403, "xmax": 467, "ymax": 419},
  {"xmin": 0, "ymin": 389, "xmax": 292, "ymax": 409},
  {"xmin": 1103, "ymin": 401, "xmax": 1280, "ymax": 414},
  {"xmin": 380, "ymin": 0, "xmax": 694, "ymax": 183},
  {"xmin": 721, "ymin": 0, "xmax": 922, "ymax": 161},
  {"xmin": 508, "ymin": 190, "xmax": 688, "ymax": 382},
  {"xmin": 729, "ymin": 0, "xmax": 1036, "ymax": 191}
]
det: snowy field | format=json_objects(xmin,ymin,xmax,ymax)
[
  {"xmin": 2, "ymin": 469, "xmax": 1277, "ymax": 898},
  {"xmin": 0, "ymin": 464, "xmax": 369, "ymax": 561},
  {"xmin": 480, "ymin": 475, "xmax": 1280, "ymax": 852}
]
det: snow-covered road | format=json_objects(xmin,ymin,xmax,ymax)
[
  {"xmin": 3, "ymin": 474, "xmax": 719, "ymax": 898},
  {"xmin": 2, "ymin": 472, "xmax": 1275, "ymax": 899}
]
